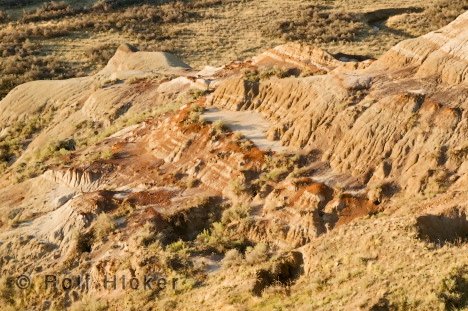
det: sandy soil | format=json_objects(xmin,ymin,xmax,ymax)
[{"xmin": 202, "ymin": 107, "xmax": 285, "ymax": 153}]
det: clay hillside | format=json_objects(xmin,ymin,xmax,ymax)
[{"xmin": 0, "ymin": 7, "xmax": 467, "ymax": 311}]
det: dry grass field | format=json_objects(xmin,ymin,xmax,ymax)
[{"xmin": 0, "ymin": 0, "xmax": 466, "ymax": 99}]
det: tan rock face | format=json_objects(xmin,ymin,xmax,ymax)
[
  {"xmin": 44, "ymin": 168, "xmax": 102, "ymax": 192},
  {"xmin": 100, "ymin": 43, "xmax": 191, "ymax": 74},
  {"xmin": 252, "ymin": 42, "xmax": 343, "ymax": 72},
  {"xmin": 209, "ymin": 12, "xmax": 468, "ymax": 199},
  {"xmin": 370, "ymin": 11, "xmax": 468, "ymax": 84},
  {"xmin": 0, "ymin": 44, "xmax": 198, "ymax": 171}
]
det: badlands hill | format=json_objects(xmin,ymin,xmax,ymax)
[
  {"xmin": 0, "ymin": 9, "xmax": 467, "ymax": 311},
  {"xmin": 0, "ymin": 0, "xmax": 466, "ymax": 99}
]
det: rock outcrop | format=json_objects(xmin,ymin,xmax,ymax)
[
  {"xmin": 44, "ymin": 168, "xmax": 102, "ymax": 192},
  {"xmin": 209, "ymin": 11, "xmax": 468, "ymax": 200}
]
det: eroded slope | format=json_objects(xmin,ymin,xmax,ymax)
[{"xmin": 0, "ymin": 11, "xmax": 466, "ymax": 311}]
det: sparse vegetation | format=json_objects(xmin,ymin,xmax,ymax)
[
  {"xmin": 387, "ymin": 0, "xmax": 467, "ymax": 36},
  {"xmin": 166, "ymin": 239, "xmax": 188, "ymax": 254},
  {"xmin": 0, "ymin": 1, "xmax": 198, "ymax": 99},
  {"xmin": 243, "ymin": 69, "xmax": 260, "ymax": 83},
  {"xmin": 222, "ymin": 249, "xmax": 243, "ymax": 267},
  {"xmin": 137, "ymin": 221, "xmax": 160, "ymax": 248},
  {"xmin": 259, "ymin": 66, "xmax": 298, "ymax": 80},
  {"xmin": 21, "ymin": 1, "xmax": 78, "ymax": 23},
  {"xmin": 185, "ymin": 104, "xmax": 205, "ymax": 125},
  {"xmin": 93, "ymin": 213, "xmax": 115, "ymax": 241},
  {"xmin": 262, "ymin": 167, "xmax": 289, "ymax": 182},
  {"xmin": 423, "ymin": 168, "xmax": 452, "ymax": 198},
  {"xmin": 212, "ymin": 120, "xmax": 228, "ymax": 135},
  {"xmin": 0, "ymin": 0, "xmax": 463, "ymax": 101},
  {"xmin": 265, "ymin": 5, "xmax": 365, "ymax": 44},
  {"xmin": 99, "ymin": 149, "xmax": 114, "ymax": 160},
  {"xmin": 164, "ymin": 239, "xmax": 192, "ymax": 272},
  {"xmin": 188, "ymin": 88, "xmax": 209, "ymax": 100},
  {"xmin": 245, "ymin": 242, "xmax": 269, "ymax": 265},
  {"xmin": 196, "ymin": 222, "xmax": 242, "ymax": 253},
  {"xmin": 232, "ymin": 131, "xmax": 244, "ymax": 142},
  {"xmin": 438, "ymin": 266, "xmax": 468, "ymax": 310},
  {"xmin": 221, "ymin": 204, "xmax": 251, "ymax": 224},
  {"xmin": 36, "ymin": 137, "xmax": 76, "ymax": 163},
  {"xmin": 228, "ymin": 177, "xmax": 248, "ymax": 195},
  {"xmin": 185, "ymin": 176, "xmax": 199, "ymax": 188},
  {"xmin": 0, "ymin": 111, "xmax": 56, "ymax": 176}
]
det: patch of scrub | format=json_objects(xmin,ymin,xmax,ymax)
[
  {"xmin": 416, "ymin": 209, "xmax": 468, "ymax": 246},
  {"xmin": 202, "ymin": 107, "xmax": 285, "ymax": 153}
]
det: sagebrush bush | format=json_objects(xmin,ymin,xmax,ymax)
[
  {"xmin": 222, "ymin": 249, "xmax": 243, "ymax": 267},
  {"xmin": 166, "ymin": 240, "xmax": 188, "ymax": 254},
  {"xmin": 22, "ymin": 1, "xmax": 79, "ymax": 23},
  {"xmin": 262, "ymin": 167, "xmax": 289, "ymax": 182},
  {"xmin": 85, "ymin": 44, "xmax": 117, "ymax": 65},
  {"xmin": 389, "ymin": 0, "xmax": 467, "ymax": 36},
  {"xmin": 221, "ymin": 204, "xmax": 251, "ymax": 224},
  {"xmin": 93, "ymin": 213, "xmax": 115, "ymax": 242},
  {"xmin": 228, "ymin": 178, "xmax": 248, "ymax": 195},
  {"xmin": 196, "ymin": 222, "xmax": 244, "ymax": 253},
  {"xmin": 264, "ymin": 5, "xmax": 365, "ymax": 44},
  {"xmin": 212, "ymin": 120, "xmax": 228, "ymax": 134},
  {"xmin": 245, "ymin": 243, "xmax": 269, "ymax": 265}
]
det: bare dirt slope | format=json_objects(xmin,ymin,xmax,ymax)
[{"xmin": 201, "ymin": 108, "xmax": 286, "ymax": 152}]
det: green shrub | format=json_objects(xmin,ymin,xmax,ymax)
[
  {"xmin": 228, "ymin": 178, "xmax": 248, "ymax": 195},
  {"xmin": 0, "ymin": 116, "xmax": 53, "ymax": 166},
  {"xmin": 36, "ymin": 138, "xmax": 75, "ymax": 162},
  {"xmin": 259, "ymin": 66, "xmax": 295, "ymax": 80},
  {"xmin": 243, "ymin": 69, "xmax": 260, "ymax": 83},
  {"xmin": 196, "ymin": 222, "xmax": 227, "ymax": 252},
  {"xmin": 166, "ymin": 240, "xmax": 188, "ymax": 254},
  {"xmin": 262, "ymin": 167, "xmax": 289, "ymax": 182},
  {"xmin": 221, "ymin": 204, "xmax": 251, "ymax": 224},
  {"xmin": 99, "ymin": 149, "xmax": 114, "ymax": 160},
  {"xmin": 188, "ymin": 88, "xmax": 208, "ymax": 100}
]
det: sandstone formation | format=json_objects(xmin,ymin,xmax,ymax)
[{"xmin": 0, "ymin": 11, "xmax": 466, "ymax": 311}]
